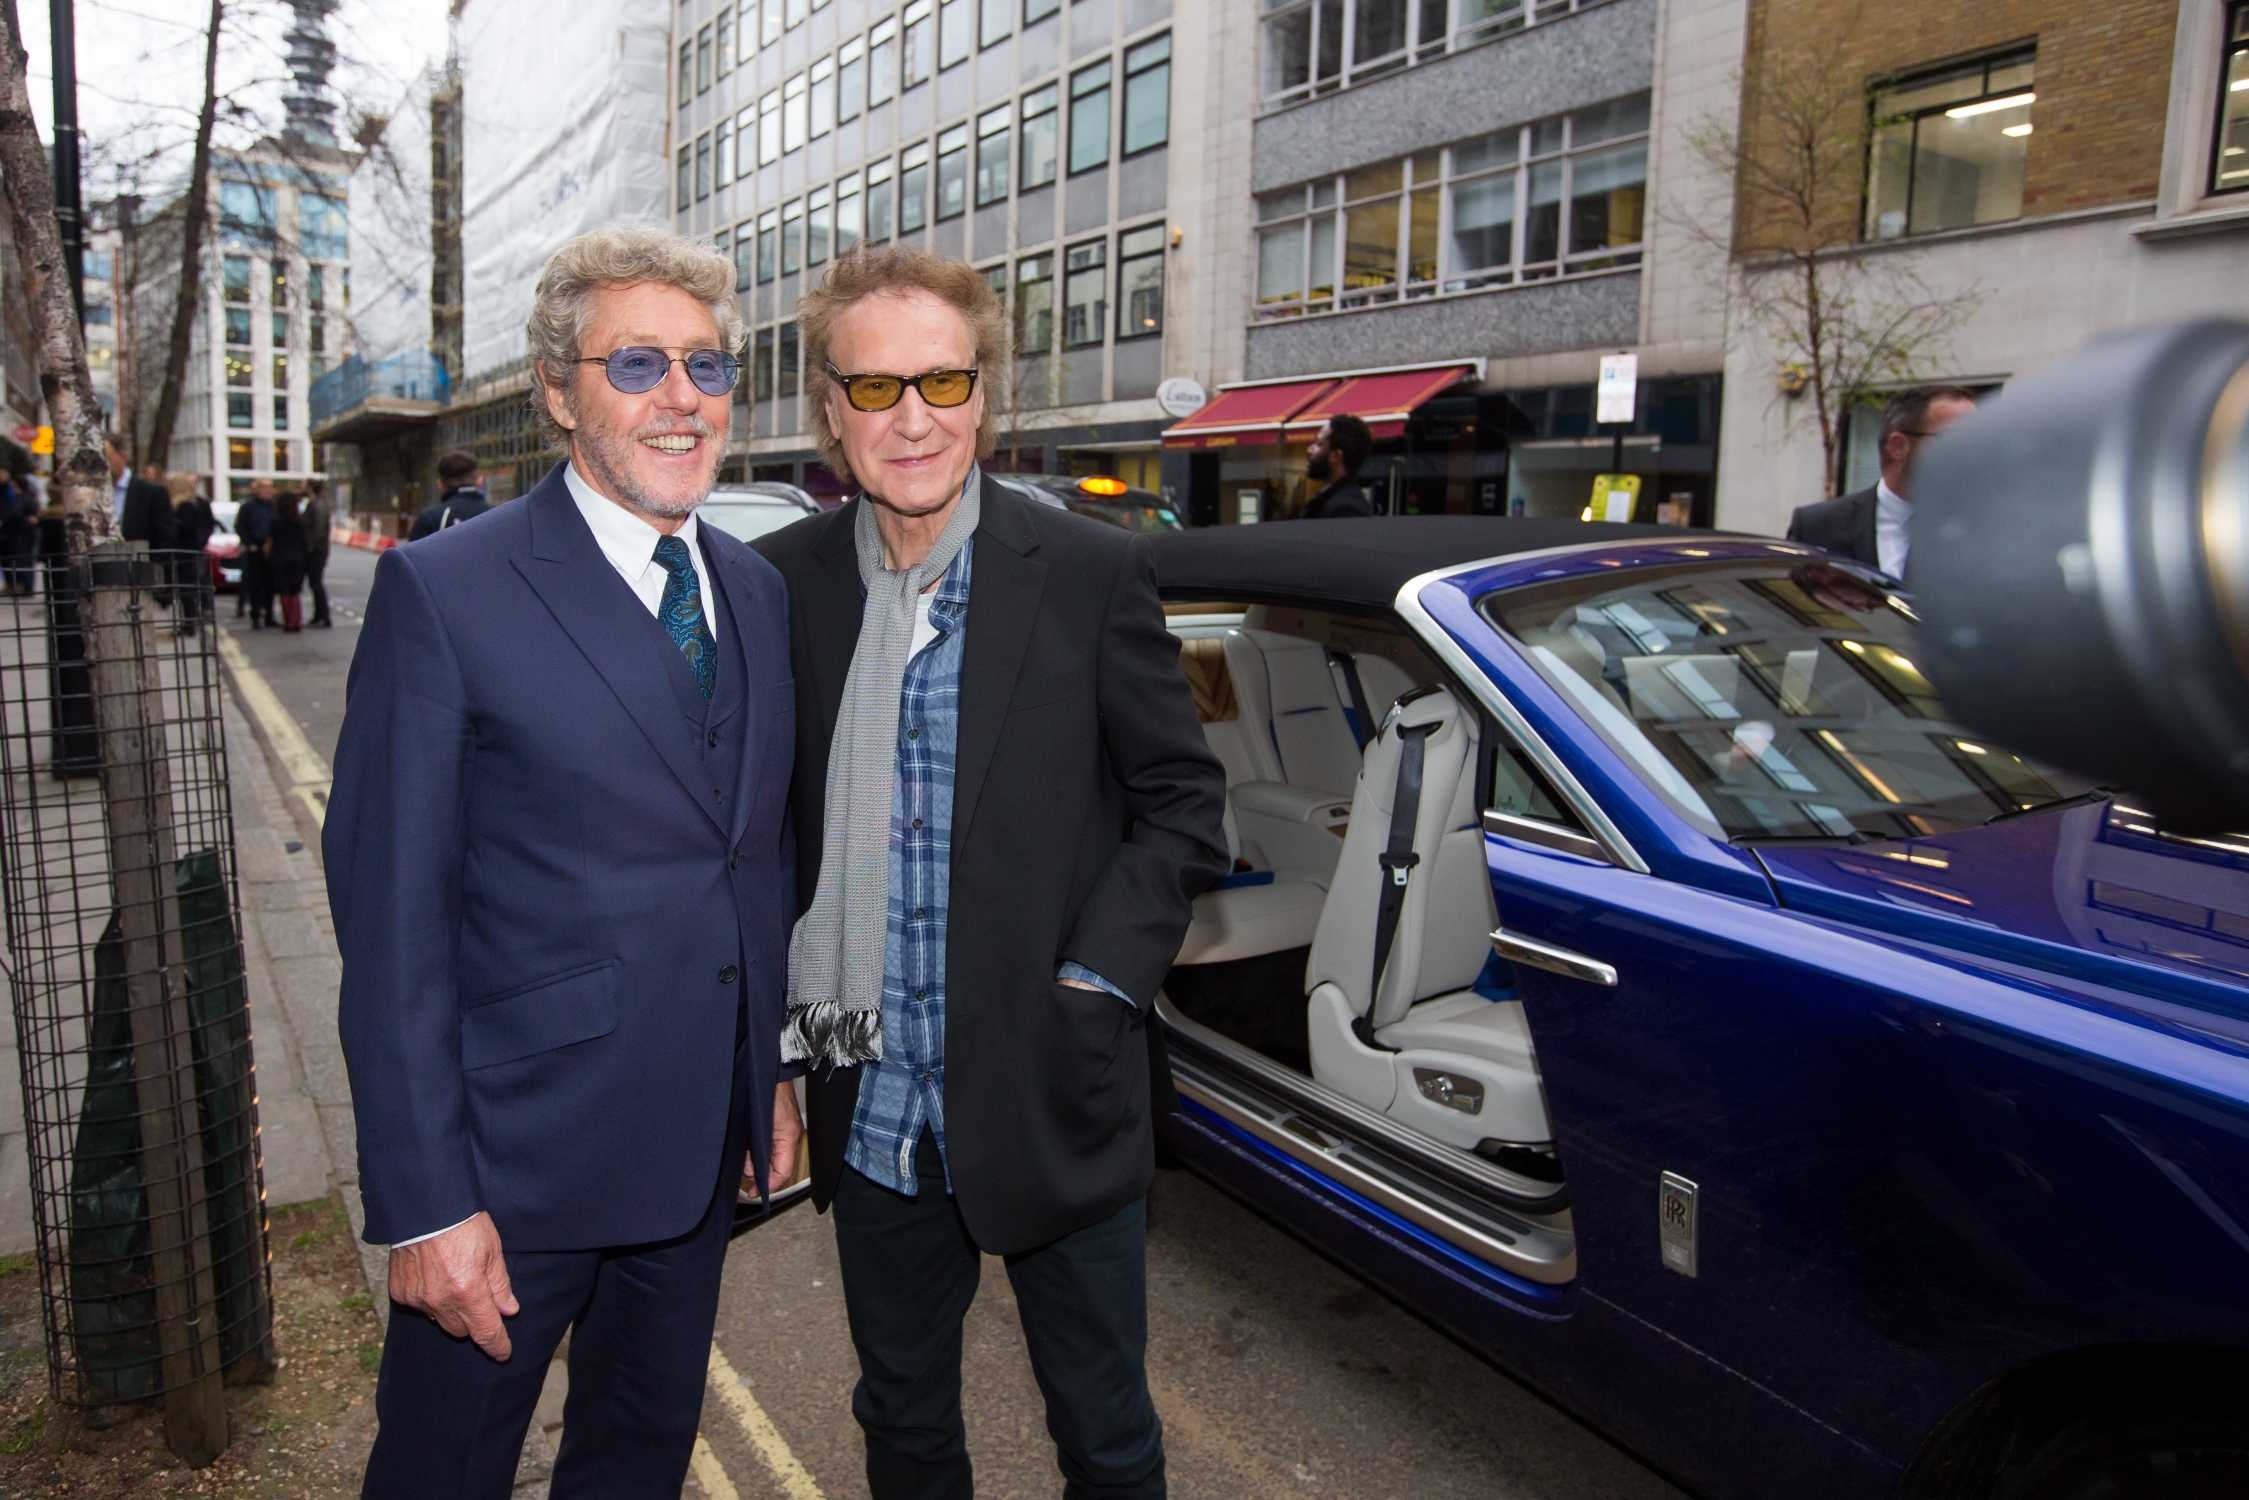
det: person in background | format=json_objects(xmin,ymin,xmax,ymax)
[
  {"xmin": 0, "ymin": 450, "xmax": 39, "ymax": 596},
  {"xmin": 266, "ymin": 489, "xmax": 310, "ymax": 633},
  {"xmin": 166, "ymin": 472, "xmax": 216, "ymax": 635},
  {"xmin": 303, "ymin": 478, "xmax": 334, "ymax": 628},
  {"xmin": 1786, "ymin": 385, "xmax": 1976, "ymax": 581},
  {"xmin": 410, "ymin": 450, "xmax": 490, "ymax": 540},
  {"xmin": 236, "ymin": 478, "xmax": 276, "ymax": 627},
  {"xmin": 1298, "ymin": 414, "xmax": 1375, "ymax": 519}
]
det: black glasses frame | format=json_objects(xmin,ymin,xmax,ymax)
[
  {"xmin": 576, "ymin": 346, "xmax": 742, "ymax": 396},
  {"xmin": 823, "ymin": 362, "xmax": 981, "ymax": 412}
]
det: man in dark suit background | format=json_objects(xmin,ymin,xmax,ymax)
[
  {"xmin": 410, "ymin": 449, "xmax": 492, "ymax": 540},
  {"xmin": 1786, "ymin": 385, "xmax": 1976, "ymax": 578},
  {"xmin": 103, "ymin": 434, "xmax": 174, "ymax": 584},
  {"xmin": 1299, "ymin": 413, "xmax": 1376, "ymax": 519},
  {"xmin": 756, "ymin": 246, "xmax": 1226, "ymax": 1500},
  {"xmin": 326, "ymin": 225, "xmax": 801, "ymax": 1496}
]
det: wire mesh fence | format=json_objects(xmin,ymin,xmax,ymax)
[{"xmin": 0, "ymin": 539, "xmax": 273, "ymax": 1440}]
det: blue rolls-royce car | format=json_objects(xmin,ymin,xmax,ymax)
[{"xmin": 1146, "ymin": 518, "xmax": 2249, "ymax": 1500}]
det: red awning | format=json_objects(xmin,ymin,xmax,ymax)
[
  {"xmin": 1161, "ymin": 378, "xmax": 1337, "ymax": 449},
  {"xmin": 1285, "ymin": 364, "xmax": 1476, "ymax": 440}
]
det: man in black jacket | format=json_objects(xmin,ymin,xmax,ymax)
[
  {"xmin": 1786, "ymin": 385, "xmax": 1976, "ymax": 579},
  {"xmin": 756, "ymin": 247, "xmax": 1226, "ymax": 1500},
  {"xmin": 409, "ymin": 450, "xmax": 490, "ymax": 540},
  {"xmin": 235, "ymin": 478, "xmax": 276, "ymax": 627},
  {"xmin": 1299, "ymin": 413, "xmax": 1376, "ymax": 519}
]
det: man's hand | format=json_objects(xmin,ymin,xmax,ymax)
[
  {"xmin": 387, "ymin": 1211, "xmax": 519, "ymax": 1361},
  {"xmin": 1059, "ymin": 978, "xmax": 1102, "ymax": 992},
  {"xmin": 750, "ymin": 1081, "xmax": 804, "ymax": 1197}
]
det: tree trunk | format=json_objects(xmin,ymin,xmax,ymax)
[
  {"xmin": 0, "ymin": 0, "xmax": 105, "ymax": 542},
  {"xmin": 142, "ymin": 0, "xmax": 222, "ymax": 466}
]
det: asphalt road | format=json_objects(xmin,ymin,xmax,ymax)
[{"xmin": 231, "ymin": 538, "xmax": 1681, "ymax": 1500}]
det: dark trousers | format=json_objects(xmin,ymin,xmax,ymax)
[
  {"xmin": 242, "ymin": 552, "xmax": 273, "ymax": 623},
  {"xmin": 307, "ymin": 548, "xmax": 330, "ymax": 623},
  {"xmin": 833, "ymin": 1132, "xmax": 1164, "ymax": 1500},
  {"xmin": 362, "ymin": 1064, "xmax": 750, "ymax": 1499}
]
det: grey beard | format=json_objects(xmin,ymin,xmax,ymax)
[{"xmin": 576, "ymin": 424, "xmax": 712, "ymax": 520}]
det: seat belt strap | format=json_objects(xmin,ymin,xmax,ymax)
[
  {"xmin": 1330, "ymin": 649, "xmax": 1375, "ymax": 751},
  {"xmin": 1360, "ymin": 721, "xmax": 1435, "ymax": 1050}
]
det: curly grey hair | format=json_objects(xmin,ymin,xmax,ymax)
[{"xmin": 525, "ymin": 224, "xmax": 747, "ymax": 449}]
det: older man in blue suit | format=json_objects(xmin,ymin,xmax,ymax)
[{"xmin": 325, "ymin": 225, "xmax": 801, "ymax": 1497}]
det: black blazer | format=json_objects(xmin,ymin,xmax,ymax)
[
  {"xmin": 755, "ymin": 476, "xmax": 1228, "ymax": 1254},
  {"xmin": 1785, "ymin": 486, "xmax": 1879, "ymax": 565},
  {"xmin": 119, "ymin": 475, "xmax": 174, "ymax": 550}
]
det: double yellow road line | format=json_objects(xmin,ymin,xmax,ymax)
[{"xmin": 217, "ymin": 632, "xmax": 827, "ymax": 1499}]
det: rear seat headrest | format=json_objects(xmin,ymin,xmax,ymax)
[{"xmin": 1379, "ymin": 683, "xmax": 1458, "ymax": 738}]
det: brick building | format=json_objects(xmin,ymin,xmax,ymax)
[{"xmin": 1715, "ymin": 0, "xmax": 2249, "ymax": 530}]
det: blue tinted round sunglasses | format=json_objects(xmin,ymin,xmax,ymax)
[{"xmin": 576, "ymin": 346, "xmax": 741, "ymax": 396}]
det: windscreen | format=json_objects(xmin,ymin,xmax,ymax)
[{"xmin": 1483, "ymin": 559, "xmax": 2098, "ymax": 841}]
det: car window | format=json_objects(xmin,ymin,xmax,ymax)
[
  {"xmin": 1068, "ymin": 499, "xmax": 1181, "ymax": 532},
  {"xmin": 697, "ymin": 501, "xmax": 806, "ymax": 543},
  {"xmin": 1482, "ymin": 559, "xmax": 2099, "ymax": 842}
]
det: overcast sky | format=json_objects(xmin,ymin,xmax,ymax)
[{"xmin": 18, "ymin": 0, "xmax": 452, "ymax": 202}]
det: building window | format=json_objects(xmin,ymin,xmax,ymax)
[
  {"xmin": 1062, "ymin": 239, "xmax": 1106, "ymax": 346},
  {"xmin": 838, "ymin": 171, "xmax": 864, "ymax": 250},
  {"xmin": 310, "ymin": 313, "xmax": 326, "ymax": 354},
  {"xmin": 715, "ymin": 121, "xmax": 732, "ymax": 186},
  {"xmin": 84, "ymin": 249, "xmax": 112, "ymax": 281},
  {"xmin": 226, "ymin": 352, "xmax": 254, "ymax": 389},
  {"xmin": 272, "ymin": 259, "xmax": 289, "ymax": 308},
  {"xmin": 787, "ymin": 0, "xmax": 807, "ymax": 27},
  {"xmin": 735, "ymin": 106, "xmax": 755, "ymax": 180},
  {"xmin": 273, "ymin": 394, "xmax": 289, "ymax": 430},
  {"xmin": 739, "ymin": 0, "xmax": 760, "ymax": 63},
  {"xmin": 301, "ymin": 194, "xmax": 347, "ymax": 260},
  {"xmin": 734, "ymin": 227, "xmax": 755, "ymax": 290},
  {"xmin": 784, "ymin": 72, "xmax": 809, "ymax": 154},
  {"xmin": 982, "ymin": 262, "xmax": 1007, "ymax": 299},
  {"xmin": 1122, "ymin": 34, "xmax": 1170, "ymax": 155},
  {"xmin": 1252, "ymin": 93, "xmax": 1648, "ymax": 319},
  {"xmin": 1015, "ymin": 251, "xmax": 1054, "ymax": 353},
  {"xmin": 272, "ymin": 310, "xmax": 289, "ymax": 345},
  {"xmin": 1865, "ymin": 49, "xmax": 2034, "ymax": 240},
  {"xmin": 225, "ymin": 306, "xmax": 252, "ymax": 345},
  {"xmin": 811, "ymin": 56, "xmax": 836, "ymax": 138},
  {"xmin": 679, "ymin": 144, "xmax": 694, "ymax": 210},
  {"xmin": 2217, "ymin": 3, "xmax": 2249, "ymax": 194},
  {"xmin": 869, "ymin": 19, "xmax": 898, "ymax": 109},
  {"xmin": 1021, "ymin": 83, "xmax": 1059, "ymax": 190},
  {"xmin": 1069, "ymin": 60, "xmax": 1111, "ymax": 175},
  {"xmin": 900, "ymin": 142, "xmax": 931, "ymax": 234},
  {"xmin": 220, "ymin": 179, "xmax": 275, "ymax": 243},
  {"xmin": 1261, "ymin": 0, "xmax": 1489, "ymax": 112},
  {"xmin": 757, "ymin": 208, "xmax": 779, "ymax": 282},
  {"xmin": 697, "ymin": 25, "xmax": 713, "ymax": 94},
  {"xmin": 902, "ymin": 0, "xmax": 934, "ymax": 91},
  {"xmin": 867, "ymin": 157, "xmax": 896, "ymax": 241},
  {"xmin": 229, "ymin": 438, "xmax": 254, "ymax": 471},
  {"xmin": 228, "ymin": 392, "xmax": 253, "ymax": 429},
  {"xmin": 679, "ymin": 41, "xmax": 694, "ymax": 107},
  {"xmin": 1116, "ymin": 222, "xmax": 1163, "ymax": 336},
  {"xmin": 697, "ymin": 134, "xmax": 713, "ymax": 200},
  {"xmin": 976, "ymin": 105, "xmax": 1012, "ymax": 206},
  {"xmin": 273, "ymin": 352, "xmax": 289, "ymax": 390},
  {"xmin": 308, "ymin": 265, "xmax": 325, "ymax": 311},
  {"xmin": 778, "ymin": 320, "xmax": 801, "ymax": 398},
  {"xmin": 808, "ymin": 185, "xmax": 834, "ymax": 265},
  {"xmin": 781, "ymin": 198, "xmax": 804, "ymax": 275},
  {"xmin": 762, "ymin": 0, "xmax": 782, "ymax": 45},
  {"xmin": 1026, "ymin": 0, "xmax": 1060, "ymax": 23},
  {"xmin": 940, "ymin": 0, "xmax": 970, "ymax": 69},
  {"xmin": 936, "ymin": 124, "xmax": 970, "ymax": 219},
  {"xmin": 839, "ymin": 36, "xmax": 867, "ymax": 121},
  {"xmin": 755, "ymin": 325, "xmax": 776, "ymax": 400},
  {"xmin": 759, "ymin": 89, "xmax": 782, "ymax": 165},
  {"xmin": 981, "ymin": 0, "xmax": 1012, "ymax": 47},
  {"xmin": 717, "ymin": 9, "xmax": 733, "ymax": 77},
  {"xmin": 223, "ymin": 254, "xmax": 251, "ymax": 303}
]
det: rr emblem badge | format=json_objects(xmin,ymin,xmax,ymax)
[{"xmin": 1658, "ymin": 1172, "xmax": 1698, "ymax": 1278}]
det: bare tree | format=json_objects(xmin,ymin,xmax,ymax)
[
  {"xmin": 1676, "ymin": 19, "xmax": 1981, "ymax": 495},
  {"xmin": 142, "ymin": 0, "xmax": 224, "ymax": 466}
]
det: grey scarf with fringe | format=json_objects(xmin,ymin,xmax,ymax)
[{"xmin": 782, "ymin": 473, "xmax": 981, "ymax": 1068}]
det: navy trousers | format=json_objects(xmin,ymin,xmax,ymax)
[
  {"xmin": 832, "ymin": 1130, "xmax": 1166, "ymax": 1500},
  {"xmin": 362, "ymin": 1053, "xmax": 750, "ymax": 1499}
]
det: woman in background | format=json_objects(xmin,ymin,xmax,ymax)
[
  {"xmin": 267, "ymin": 489, "xmax": 310, "ymax": 632},
  {"xmin": 166, "ymin": 472, "xmax": 215, "ymax": 636}
]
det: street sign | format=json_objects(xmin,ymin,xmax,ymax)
[
  {"xmin": 1589, "ymin": 473, "xmax": 1641, "ymax": 523},
  {"xmin": 9, "ymin": 424, "xmax": 34, "ymax": 444},
  {"xmin": 1597, "ymin": 353, "xmax": 1638, "ymax": 425},
  {"xmin": 1157, "ymin": 377, "xmax": 1209, "ymax": 419}
]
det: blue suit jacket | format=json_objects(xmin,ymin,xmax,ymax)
[{"xmin": 325, "ymin": 464, "xmax": 795, "ymax": 1250}]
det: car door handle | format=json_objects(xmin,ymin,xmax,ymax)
[{"xmin": 1490, "ymin": 927, "xmax": 1618, "ymax": 987}]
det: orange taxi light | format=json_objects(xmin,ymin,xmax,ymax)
[{"xmin": 1076, "ymin": 476, "xmax": 1130, "ymax": 496}]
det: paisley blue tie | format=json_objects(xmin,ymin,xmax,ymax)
[{"xmin": 652, "ymin": 534, "xmax": 717, "ymax": 701}]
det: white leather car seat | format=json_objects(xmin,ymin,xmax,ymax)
[{"xmin": 1303, "ymin": 686, "xmax": 1552, "ymax": 1152}]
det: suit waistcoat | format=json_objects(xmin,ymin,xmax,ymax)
[{"xmin": 648, "ymin": 533, "xmax": 751, "ymax": 832}]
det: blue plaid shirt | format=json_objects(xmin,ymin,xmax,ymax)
[{"xmin": 843, "ymin": 529, "xmax": 1127, "ymax": 1198}]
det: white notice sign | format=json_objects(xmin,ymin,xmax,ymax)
[{"xmin": 1597, "ymin": 352, "xmax": 1639, "ymax": 425}]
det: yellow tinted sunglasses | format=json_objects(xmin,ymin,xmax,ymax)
[{"xmin": 824, "ymin": 363, "xmax": 980, "ymax": 413}]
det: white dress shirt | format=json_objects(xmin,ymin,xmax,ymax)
[
  {"xmin": 392, "ymin": 465, "xmax": 724, "ymax": 1251},
  {"xmin": 1874, "ymin": 478, "xmax": 1911, "ymax": 580},
  {"xmin": 113, "ymin": 468, "xmax": 131, "ymax": 523}
]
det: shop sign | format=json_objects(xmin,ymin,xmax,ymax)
[
  {"xmin": 1597, "ymin": 353, "xmax": 1638, "ymax": 424},
  {"xmin": 1157, "ymin": 377, "xmax": 1209, "ymax": 419},
  {"xmin": 30, "ymin": 425, "xmax": 53, "ymax": 456}
]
